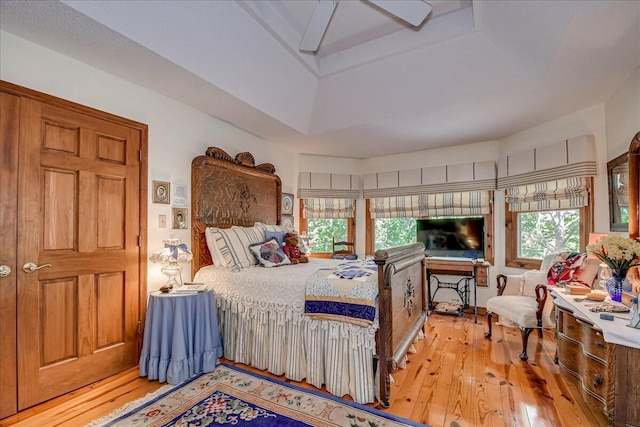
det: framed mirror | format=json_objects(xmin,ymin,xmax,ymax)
[{"xmin": 608, "ymin": 152, "xmax": 629, "ymax": 231}]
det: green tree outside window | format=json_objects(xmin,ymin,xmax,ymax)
[
  {"xmin": 518, "ymin": 210, "xmax": 580, "ymax": 259},
  {"xmin": 374, "ymin": 218, "xmax": 416, "ymax": 251},
  {"xmin": 307, "ymin": 218, "xmax": 348, "ymax": 253}
]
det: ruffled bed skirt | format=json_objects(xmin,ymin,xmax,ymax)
[{"xmin": 215, "ymin": 296, "xmax": 378, "ymax": 404}]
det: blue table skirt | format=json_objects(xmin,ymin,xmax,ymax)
[{"xmin": 139, "ymin": 291, "xmax": 223, "ymax": 384}]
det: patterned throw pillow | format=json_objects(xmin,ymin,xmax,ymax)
[
  {"xmin": 249, "ymin": 238, "xmax": 292, "ymax": 268},
  {"xmin": 546, "ymin": 252, "xmax": 587, "ymax": 286}
]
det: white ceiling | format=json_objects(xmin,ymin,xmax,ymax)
[{"xmin": 1, "ymin": 0, "xmax": 639, "ymax": 159}]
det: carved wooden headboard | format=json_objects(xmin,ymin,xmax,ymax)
[{"xmin": 191, "ymin": 147, "xmax": 282, "ymax": 273}]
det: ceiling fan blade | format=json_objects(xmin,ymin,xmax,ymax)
[
  {"xmin": 299, "ymin": 0, "xmax": 338, "ymax": 52},
  {"xmin": 368, "ymin": 0, "xmax": 432, "ymax": 26}
]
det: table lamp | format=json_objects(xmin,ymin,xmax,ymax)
[{"xmin": 150, "ymin": 238, "xmax": 193, "ymax": 293}]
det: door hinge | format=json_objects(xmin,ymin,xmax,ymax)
[
  {"xmin": 137, "ymin": 321, "xmax": 141, "ymax": 336},
  {"xmin": 139, "ymin": 150, "xmax": 142, "ymax": 161},
  {"xmin": 138, "ymin": 236, "xmax": 142, "ymax": 246}
]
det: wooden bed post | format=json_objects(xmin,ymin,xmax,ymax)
[
  {"xmin": 374, "ymin": 255, "xmax": 392, "ymax": 408},
  {"xmin": 374, "ymin": 243, "xmax": 427, "ymax": 408}
]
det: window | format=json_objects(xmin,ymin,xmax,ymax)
[
  {"xmin": 299, "ymin": 202, "xmax": 355, "ymax": 256},
  {"xmin": 373, "ymin": 218, "xmax": 416, "ymax": 251},
  {"xmin": 506, "ymin": 205, "xmax": 591, "ymax": 269},
  {"xmin": 306, "ymin": 218, "xmax": 348, "ymax": 253}
]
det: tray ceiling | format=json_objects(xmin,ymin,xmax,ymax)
[{"xmin": 1, "ymin": 0, "xmax": 639, "ymax": 158}]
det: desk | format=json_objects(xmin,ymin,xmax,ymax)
[
  {"xmin": 425, "ymin": 258, "xmax": 490, "ymax": 323},
  {"xmin": 139, "ymin": 291, "xmax": 223, "ymax": 384}
]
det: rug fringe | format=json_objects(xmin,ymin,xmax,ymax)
[{"xmin": 84, "ymin": 383, "xmax": 174, "ymax": 427}]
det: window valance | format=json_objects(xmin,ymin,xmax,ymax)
[
  {"xmin": 370, "ymin": 191, "xmax": 490, "ymax": 218},
  {"xmin": 297, "ymin": 172, "xmax": 361, "ymax": 199},
  {"xmin": 363, "ymin": 160, "xmax": 496, "ymax": 199},
  {"xmin": 497, "ymin": 135, "xmax": 597, "ymax": 189},
  {"xmin": 303, "ymin": 198, "xmax": 355, "ymax": 219},
  {"xmin": 505, "ymin": 177, "xmax": 591, "ymax": 212}
]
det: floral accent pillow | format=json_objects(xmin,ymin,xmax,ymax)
[
  {"xmin": 546, "ymin": 252, "xmax": 587, "ymax": 286},
  {"xmin": 249, "ymin": 238, "xmax": 291, "ymax": 268}
]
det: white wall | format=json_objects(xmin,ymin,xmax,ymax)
[
  {"xmin": 605, "ymin": 66, "xmax": 640, "ymax": 160},
  {"xmin": 0, "ymin": 31, "xmax": 297, "ymax": 292}
]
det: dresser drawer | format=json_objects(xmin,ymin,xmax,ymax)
[
  {"xmin": 557, "ymin": 334, "xmax": 608, "ymax": 403},
  {"xmin": 558, "ymin": 308, "xmax": 582, "ymax": 342},
  {"xmin": 579, "ymin": 319, "xmax": 608, "ymax": 361}
]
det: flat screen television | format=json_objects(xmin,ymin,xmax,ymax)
[{"xmin": 417, "ymin": 217, "xmax": 485, "ymax": 259}]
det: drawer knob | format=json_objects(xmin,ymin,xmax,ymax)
[
  {"xmin": 593, "ymin": 374, "xmax": 603, "ymax": 388},
  {"xmin": 596, "ymin": 342, "xmax": 604, "ymax": 348},
  {"xmin": 567, "ymin": 324, "xmax": 574, "ymax": 329}
]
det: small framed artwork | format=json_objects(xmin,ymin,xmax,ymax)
[
  {"xmin": 152, "ymin": 180, "xmax": 170, "ymax": 204},
  {"xmin": 172, "ymin": 207, "xmax": 188, "ymax": 229},
  {"xmin": 281, "ymin": 215, "xmax": 294, "ymax": 228},
  {"xmin": 282, "ymin": 193, "xmax": 294, "ymax": 215},
  {"xmin": 173, "ymin": 182, "xmax": 188, "ymax": 207}
]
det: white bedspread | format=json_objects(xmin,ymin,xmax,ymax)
[
  {"xmin": 193, "ymin": 259, "xmax": 380, "ymax": 404},
  {"xmin": 195, "ymin": 259, "xmax": 341, "ymax": 316}
]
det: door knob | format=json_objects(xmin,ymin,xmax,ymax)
[
  {"xmin": 23, "ymin": 262, "xmax": 52, "ymax": 273},
  {"xmin": 0, "ymin": 265, "xmax": 11, "ymax": 277}
]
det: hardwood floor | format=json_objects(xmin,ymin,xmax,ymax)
[{"xmin": 0, "ymin": 311, "xmax": 606, "ymax": 427}]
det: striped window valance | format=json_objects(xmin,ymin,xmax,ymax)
[
  {"xmin": 303, "ymin": 198, "xmax": 355, "ymax": 219},
  {"xmin": 497, "ymin": 135, "xmax": 597, "ymax": 189},
  {"xmin": 505, "ymin": 177, "xmax": 591, "ymax": 212},
  {"xmin": 363, "ymin": 160, "xmax": 496, "ymax": 198},
  {"xmin": 370, "ymin": 191, "xmax": 490, "ymax": 218},
  {"xmin": 297, "ymin": 172, "xmax": 361, "ymax": 199}
]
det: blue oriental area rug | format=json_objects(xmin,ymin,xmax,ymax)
[{"xmin": 87, "ymin": 363, "xmax": 426, "ymax": 427}]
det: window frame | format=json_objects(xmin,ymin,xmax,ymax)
[
  {"xmin": 504, "ymin": 183, "xmax": 593, "ymax": 269},
  {"xmin": 298, "ymin": 200, "xmax": 356, "ymax": 258}
]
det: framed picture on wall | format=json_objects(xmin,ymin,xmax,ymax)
[
  {"xmin": 281, "ymin": 215, "xmax": 294, "ymax": 228},
  {"xmin": 172, "ymin": 207, "xmax": 188, "ymax": 229},
  {"xmin": 152, "ymin": 180, "xmax": 170, "ymax": 204},
  {"xmin": 282, "ymin": 193, "xmax": 294, "ymax": 215}
]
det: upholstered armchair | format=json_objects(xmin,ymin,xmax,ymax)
[{"xmin": 485, "ymin": 252, "xmax": 600, "ymax": 361}]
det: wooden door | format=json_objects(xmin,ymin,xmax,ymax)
[
  {"xmin": 0, "ymin": 91, "xmax": 20, "ymax": 418},
  {"xmin": 13, "ymin": 96, "xmax": 143, "ymax": 409}
]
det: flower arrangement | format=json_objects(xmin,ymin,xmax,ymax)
[{"xmin": 586, "ymin": 234, "xmax": 640, "ymax": 277}]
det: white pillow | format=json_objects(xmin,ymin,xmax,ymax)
[
  {"xmin": 522, "ymin": 270, "xmax": 548, "ymax": 298},
  {"xmin": 500, "ymin": 275, "xmax": 523, "ymax": 296},
  {"xmin": 205, "ymin": 227, "xmax": 227, "ymax": 267},
  {"xmin": 210, "ymin": 225, "xmax": 265, "ymax": 271},
  {"xmin": 254, "ymin": 222, "xmax": 296, "ymax": 234}
]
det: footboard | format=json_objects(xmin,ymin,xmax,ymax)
[{"xmin": 374, "ymin": 243, "xmax": 427, "ymax": 408}]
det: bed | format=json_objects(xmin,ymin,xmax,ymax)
[{"xmin": 190, "ymin": 147, "xmax": 428, "ymax": 406}]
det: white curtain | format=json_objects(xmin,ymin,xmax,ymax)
[
  {"xmin": 303, "ymin": 198, "xmax": 355, "ymax": 219},
  {"xmin": 504, "ymin": 177, "xmax": 590, "ymax": 212},
  {"xmin": 498, "ymin": 135, "xmax": 597, "ymax": 212},
  {"xmin": 370, "ymin": 191, "xmax": 490, "ymax": 218}
]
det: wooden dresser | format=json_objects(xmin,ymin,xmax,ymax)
[{"xmin": 553, "ymin": 291, "xmax": 640, "ymax": 426}]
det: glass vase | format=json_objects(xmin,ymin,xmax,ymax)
[{"xmin": 606, "ymin": 274, "xmax": 625, "ymax": 302}]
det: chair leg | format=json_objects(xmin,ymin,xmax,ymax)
[
  {"xmin": 519, "ymin": 327, "xmax": 534, "ymax": 361},
  {"xmin": 485, "ymin": 312, "xmax": 494, "ymax": 339}
]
